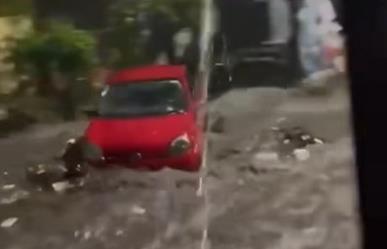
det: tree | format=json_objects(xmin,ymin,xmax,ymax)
[
  {"xmin": 6, "ymin": 22, "xmax": 97, "ymax": 120},
  {"xmin": 7, "ymin": 22, "xmax": 96, "ymax": 93},
  {"xmin": 0, "ymin": 0, "xmax": 33, "ymax": 17},
  {"xmin": 103, "ymin": 0, "xmax": 201, "ymax": 68}
]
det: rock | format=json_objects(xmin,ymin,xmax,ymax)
[{"xmin": 1, "ymin": 217, "xmax": 18, "ymax": 228}]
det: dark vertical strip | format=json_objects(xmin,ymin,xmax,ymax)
[{"xmin": 345, "ymin": 0, "xmax": 387, "ymax": 247}]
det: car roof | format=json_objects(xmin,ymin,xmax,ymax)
[{"xmin": 107, "ymin": 65, "xmax": 187, "ymax": 85}]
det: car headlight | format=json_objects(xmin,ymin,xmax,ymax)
[
  {"xmin": 169, "ymin": 134, "xmax": 191, "ymax": 156},
  {"xmin": 82, "ymin": 140, "xmax": 103, "ymax": 161}
]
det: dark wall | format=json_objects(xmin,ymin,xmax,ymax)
[
  {"xmin": 330, "ymin": 0, "xmax": 343, "ymax": 28},
  {"xmin": 215, "ymin": 0, "xmax": 270, "ymax": 51}
]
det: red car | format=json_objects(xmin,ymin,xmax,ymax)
[{"xmin": 80, "ymin": 65, "xmax": 206, "ymax": 172}]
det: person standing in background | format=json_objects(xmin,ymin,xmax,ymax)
[
  {"xmin": 297, "ymin": 0, "xmax": 325, "ymax": 78},
  {"xmin": 297, "ymin": 0, "xmax": 342, "ymax": 79}
]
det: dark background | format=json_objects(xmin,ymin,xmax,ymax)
[{"xmin": 344, "ymin": 0, "xmax": 387, "ymax": 247}]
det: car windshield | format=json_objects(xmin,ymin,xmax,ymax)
[{"xmin": 98, "ymin": 80, "xmax": 188, "ymax": 118}]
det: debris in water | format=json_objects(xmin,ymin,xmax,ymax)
[
  {"xmin": 115, "ymin": 229, "xmax": 124, "ymax": 236},
  {"xmin": 131, "ymin": 205, "xmax": 146, "ymax": 215},
  {"xmin": 215, "ymin": 147, "xmax": 242, "ymax": 160},
  {"xmin": 247, "ymin": 165, "xmax": 260, "ymax": 175},
  {"xmin": 253, "ymin": 152, "xmax": 279, "ymax": 162},
  {"xmin": 239, "ymin": 165, "xmax": 264, "ymax": 176},
  {"xmin": 176, "ymin": 179, "xmax": 197, "ymax": 189},
  {"xmin": 52, "ymin": 181, "xmax": 72, "ymax": 193},
  {"xmin": 3, "ymin": 171, "xmax": 8, "ymax": 176},
  {"xmin": 207, "ymin": 169, "xmax": 221, "ymax": 179},
  {"xmin": 26, "ymin": 163, "xmax": 68, "ymax": 190},
  {"xmin": 74, "ymin": 230, "xmax": 80, "ymax": 238},
  {"xmin": 36, "ymin": 164, "xmax": 46, "ymax": 175},
  {"xmin": 211, "ymin": 115, "xmax": 226, "ymax": 133},
  {"xmin": 276, "ymin": 117, "xmax": 287, "ymax": 124},
  {"xmin": 2, "ymin": 184, "xmax": 15, "ymax": 190},
  {"xmin": 83, "ymin": 231, "xmax": 91, "ymax": 240},
  {"xmin": 1, "ymin": 217, "xmax": 18, "ymax": 228},
  {"xmin": 1, "ymin": 190, "xmax": 30, "ymax": 205},
  {"xmin": 269, "ymin": 125, "xmax": 325, "ymax": 159},
  {"xmin": 125, "ymin": 180, "xmax": 150, "ymax": 189},
  {"xmin": 294, "ymin": 149, "xmax": 311, "ymax": 161},
  {"xmin": 283, "ymin": 139, "xmax": 291, "ymax": 144},
  {"xmin": 237, "ymin": 179, "xmax": 245, "ymax": 186},
  {"xmin": 275, "ymin": 126, "xmax": 325, "ymax": 148}
]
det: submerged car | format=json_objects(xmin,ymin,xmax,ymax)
[{"xmin": 74, "ymin": 65, "xmax": 206, "ymax": 173}]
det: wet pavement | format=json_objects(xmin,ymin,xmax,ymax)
[{"xmin": 0, "ymin": 75, "xmax": 361, "ymax": 249}]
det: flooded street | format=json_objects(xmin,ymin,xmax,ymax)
[
  {"xmin": 0, "ymin": 120, "xmax": 206, "ymax": 249},
  {"xmin": 206, "ymin": 82, "xmax": 361, "ymax": 249},
  {"xmin": 0, "ymin": 76, "xmax": 360, "ymax": 249}
]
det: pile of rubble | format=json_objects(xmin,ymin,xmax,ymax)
[
  {"xmin": 272, "ymin": 126, "xmax": 325, "ymax": 160},
  {"xmin": 245, "ymin": 125, "xmax": 326, "ymax": 174},
  {"xmin": 24, "ymin": 163, "xmax": 86, "ymax": 193}
]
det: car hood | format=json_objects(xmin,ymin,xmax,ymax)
[{"xmin": 85, "ymin": 113, "xmax": 196, "ymax": 156}]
